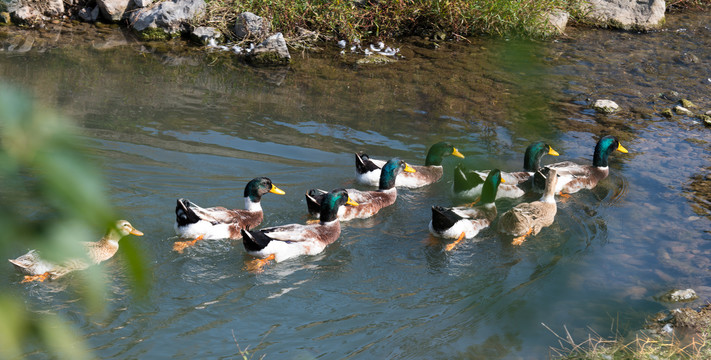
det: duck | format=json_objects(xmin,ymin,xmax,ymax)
[
  {"xmin": 430, "ymin": 169, "xmax": 504, "ymax": 250},
  {"xmin": 532, "ymin": 135, "xmax": 628, "ymax": 194},
  {"xmin": 241, "ymin": 188, "xmax": 358, "ymax": 267},
  {"xmin": 497, "ymin": 169, "xmax": 559, "ymax": 245},
  {"xmin": 173, "ymin": 177, "xmax": 285, "ymax": 251},
  {"xmin": 306, "ymin": 158, "xmax": 415, "ymax": 221},
  {"xmin": 355, "ymin": 141, "xmax": 464, "ymax": 188},
  {"xmin": 9, "ymin": 220, "xmax": 144, "ymax": 282},
  {"xmin": 452, "ymin": 141, "xmax": 559, "ymax": 200}
]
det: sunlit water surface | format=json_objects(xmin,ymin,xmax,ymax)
[{"xmin": 2, "ymin": 10, "xmax": 711, "ymax": 359}]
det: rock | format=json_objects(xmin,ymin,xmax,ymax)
[
  {"xmin": 593, "ymin": 99, "xmax": 619, "ymax": 113},
  {"xmin": 78, "ymin": 6, "xmax": 100, "ymax": 22},
  {"xmin": 247, "ymin": 32, "xmax": 290, "ymax": 66},
  {"xmin": 663, "ymin": 289, "xmax": 699, "ymax": 302},
  {"xmin": 130, "ymin": 0, "xmax": 206, "ymax": 35},
  {"xmin": 699, "ymin": 114, "xmax": 711, "ymax": 126},
  {"xmin": 661, "ymin": 108, "xmax": 673, "ymax": 118},
  {"xmin": 675, "ymin": 52, "xmax": 699, "ymax": 65},
  {"xmin": 357, "ymin": 54, "xmax": 397, "ymax": 65},
  {"xmin": 660, "ymin": 90, "xmax": 681, "ymax": 102},
  {"xmin": 584, "ymin": 0, "xmax": 665, "ymax": 31},
  {"xmin": 11, "ymin": 5, "xmax": 46, "ymax": 24},
  {"xmin": 134, "ymin": 0, "xmax": 153, "ymax": 7},
  {"xmin": 47, "ymin": 0, "xmax": 64, "ymax": 16},
  {"xmin": 191, "ymin": 26, "xmax": 220, "ymax": 45},
  {"xmin": 545, "ymin": 9, "xmax": 569, "ymax": 35},
  {"xmin": 234, "ymin": 12, "xmax": 270, "ymax": 41},
  {"xmin": 97, "ymin": 0, "xmax": 131, "ymax": 21},
  {"xmin": 680, "ymin": 99, "xmax": 697, "ymax": 109},
  {"xmin": 674, "ymin": 105, "xmax": 693, "ymax": 116},
  {"xmin": 0, "ymin": 11, "xmax": 11, "ymax": 24}
]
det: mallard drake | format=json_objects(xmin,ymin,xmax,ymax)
[
  {"xmin": 498, "ymin": 169, "xmax": 559, "ymax": 245},
  {"xmin": 430, "ymin": 169, "xmax": 504, "ymax": 249},
  {"xmin": 452, "ymin": 141, "xmax": 559, "ymax": 200},
  {"xmin": 533, "ymin": 135, "xmax": 628, "ymax": 194},
  {"xmin": 241, "ymin": 189, "xmax": 358, "ymax": 266},
  {"xmin": 355, "ymin": 141, "xmax": 464, "ymax": 188},
  {"xmin": 173, "ymin": 177, "xmax": 285, "ymax": 250},
  {"xmin": 306, "ymin": 158, "xmax": 415, "ymax": 221},
  {"xmin": 9, "ymin": 220, "xmax": 143, "ymax": 282}
]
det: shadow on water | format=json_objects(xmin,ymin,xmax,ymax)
[{"xmin": 1, "ymin": 9, "xmax": 711, "ymax": 359}]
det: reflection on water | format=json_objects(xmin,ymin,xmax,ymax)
[{"xmin": 2, "ymin": 10, "xmax": 711, "ymax": 359}]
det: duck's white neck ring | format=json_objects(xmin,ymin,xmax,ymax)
[{"xmin": 244, "ymin": 197, "xmax": 262, "ymax": 212}]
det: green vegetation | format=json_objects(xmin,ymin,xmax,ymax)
[
  {"xmin": 0, "ymin": 84, "xmax": 148, "ymax": 359},
  {"xmin": 197, "ymin": 0, "xmax": 585, "ymax": 41}
]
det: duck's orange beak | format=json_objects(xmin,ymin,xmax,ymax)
[
  {"xmin": 346, "ymin": 197, "xmax": 359, "ymax": 206},
  {"xmin": 452, "ymin": 148, "xmax": 465, "ymax": 158},
  {"xmin": 548, "ymin": 147, "xmax": 560, "ymax": 156},
  {"xmin": 404, "ymin": 163, "xmax": 416, "ymax": 173},
  {"xmin": 617, "ymin": 143, "xmax": 628, "ymax": 153},
  {"xmin": 270, "ymin": 184, "xmax": 286, "ymax": 195}
]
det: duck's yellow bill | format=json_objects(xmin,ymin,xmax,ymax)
[
  {"xmin": 404, "ymin": 163, "xmax": 416, "ymax": 173},
  {"xmin": 346, "ymin": 197, "xmax": 359, "ymax": 206},
  {"xmin": 130, "ymin": 228, "xmax": 144, "ymax": 236},
  {"xmin": 270, "ymin": 185, "xmax": 286, "ymax": 195},
  {"xmin": 501, "ymin": 177, "xmax": 506, "ymax": 183},
  {"xmin": 548, "ymin": 147, "xmax": 560, "ymax": 156},
  {"xmin": 617, "ymin": 144, "xmax": 628, "ymax": 153},
  {"xmin": 452, "ymin": 148, "xmax": 465, "ymax": 158}
]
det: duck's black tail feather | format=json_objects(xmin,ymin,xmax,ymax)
[
  {"xmin": 176, "ymin": 198, "xmax": 201, "ymax": 226},
  {"xmin": 431, "ymin": 206, "xmax": 463, "ymax": 232},
  {"xmin": 453, "ymin": 163, "xmax": 484, "ymax": 193},
  {"xmin": 241, "ymin": 229, "xmax": 273, "ymax": 252},
  {"xmin": 305, "ymin": 189, "xmax": 327, "ymax": 216},
  {"xmin": 355, "ymin": 152, "xmax": 380, "ymax": 174}
]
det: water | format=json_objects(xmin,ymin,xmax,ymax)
[{"xmin": 2, "ymin": 10, "xmax": 711, "ymax": 359}]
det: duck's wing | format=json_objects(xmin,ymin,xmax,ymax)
[{"xmin": 176, "ymin": 198, "xmax": 253, "ymax": 225}]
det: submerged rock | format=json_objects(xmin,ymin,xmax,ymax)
[
  {"xmin": 660, "ymin": 108, "xmax": 673, "ymax": 118},
  {"xmin": 78, "ymin": 6, "xmax": 100, "ymax": 22},
  {"xmin": 680, "ymin": 99, "xmax": 697, "ymax": 109},
  {"xmin": 661, "ymin": 288, "xmax": 698, "ymax": 303},
  {"xmin": 674, "ymin": 105, "xmax": 693, "ymax": 116},
  {"xmin": 247, "ymin": 32, "xmax": 290, "ymax": 66},
  {"xmin": 593, "ymin": 99, "xmax": 619, "ymax": 113},
  {"xmin": 584, "ymin": 0, "xmax": 665, "ymax": 31}
]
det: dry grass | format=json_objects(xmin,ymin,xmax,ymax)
[{"xmin": 544, "ymin": 320, "xmax": 711, "ymax": 360}]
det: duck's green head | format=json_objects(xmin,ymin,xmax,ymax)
[
  {"xmin": 523, "ymin": 141, "xmax": 559, "ymax": 172},
  {"xmin": 320, "ymin": 188, "xmax": 358, "ymax": 222},
  {"xmin": 379, "ymin": 158, "xmax": 416, "ymax": 189},
  {"xmin": 480, "ymin": 169, "xmax": 504, "ymax": 204},
  {"xmin": 424, "ymin": 142, "xmax": 465, "ymax": 166},
  {"xmin": 244, "ymin": 177, "xmax": 286, "ymax": 202},
  {"xmin": 593, "ymin": 135, "xmax": 628, "ymax": 167}
]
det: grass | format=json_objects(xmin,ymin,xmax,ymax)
[
  {"xmin": 545, "ymin": 319, "xmax": 711, "ymax": 360},
  {"xmin": 195, "ymin": 0, "xmax": 584, "ymax": 42}
]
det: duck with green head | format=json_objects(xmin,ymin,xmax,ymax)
[
  {"xmin": 355, "ymin": 141, "xmax": 464, "ymax": 188},
  {"xmin": 242, "ymin": 189, "xmax": 358, "ymax": 265},
  {"xmin": 308, "ymin": 158, "xmax": 415, "ymax": 221},
  {"xmin": 453, "ymin": 141, "xmax": 559, "ymax": 200},
  {"xmin": 173, "ymin": 177, "xmax": 285, "ymax": 250},
  {"xmin": 430, "ymin": 169, "xmax": 504, "ymax": 247},
  {"xmin": 532, "ymin": 135, "xmax": 628, "ymax": 194}
]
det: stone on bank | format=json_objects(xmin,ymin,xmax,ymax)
[{"xmin": 247, "ymin": 32, "xmax": 291, "ymax": 66}]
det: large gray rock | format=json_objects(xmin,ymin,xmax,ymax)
[
  {"xmin": 247, "ymin": 32, "xmax": 290, "ymax": 66},
  {"xmin": 584, "ymin": 0, "xmax": 665, "ymax": 30},
  {"xmin": 11, "ymin": 5, "xmax": 45, "ymax": 24},
  {"xmin": 47, "ymin": 0, "xmax": 64, "ymax": 16},
  {"xmin": 97, "ymin": 0, "xmax": 131, "ymax": 21},
  {"xmin": 191, "ymin": 26, "xmax": 221, "ymax": 45},
  {"xmin": 130, "ymin": 0, "xmax": 206, "ymax": 33},
  {"xmin": 234, "ymin": 12, "xmax": 270, "ymax": 41},
  {"xmin": 78, "ymin": 6, "xmax": 100, "ymax": 22},
  {"xmin": 133, "ymin": 0, "xmax": 152, "ymax": 7}
]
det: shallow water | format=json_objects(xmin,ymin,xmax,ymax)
[{"xmin": 2, "ymin": 10, "xmax": 711, "ymax": 359}]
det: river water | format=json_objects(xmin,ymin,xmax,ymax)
[{"xmin": 2, "ymin": 10, "xmax": 710, "ymax": 359}]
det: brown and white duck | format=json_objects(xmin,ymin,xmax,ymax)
[
  {"xmin": 355, "ymin": 141, "xmax": 463, "ymax": 188},
  {"xmin": 9, "ymin": 220, "xmax": 144, "ymax": 282},
  {"xmin": 498, "ymin": 169, "xmax": 560, "ymax": 245},
  {"xmin": 532, "ymin": 135, "xmax": 627, "ymax": 194},
  {"xmin": 307, "ymin": 158, "xmax": 414, "ymax": 221}
]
